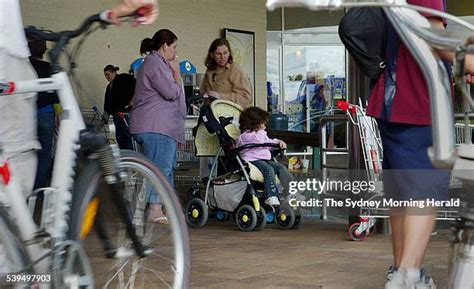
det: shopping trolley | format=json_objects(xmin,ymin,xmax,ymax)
[
  {"xmin": 338, "ymin": 100, "xmax": 472, "ymax": 241},
  {"xmin": 454, "ymin": 122, "xmax": 474, "ymax": 145},
  {"xmin": 176, "ymin": 116, "xmax": 199, "ymax": 170},
  {"xmin": 337, "ymin": 100, "xmax": 384, "ymax": 241},
  {"xmin": 81, "ymin": 106, "xmax": 114, "ymax": 143},
  {"xmin": 175, "ymin": 116, "xmax": 201, "ymax": 193}
]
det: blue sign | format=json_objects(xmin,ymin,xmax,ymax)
[{"xmin": 180, "ymin": 61, "xmax": 197, "ymax": 74}]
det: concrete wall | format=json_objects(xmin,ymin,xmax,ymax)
[
  {"xmin": 267, "ymin": 8, "xmax": 344, "ymax": 31},
  {"xmin": 20, "ymin": 0, "xmax": 268, "ymax": 109}
]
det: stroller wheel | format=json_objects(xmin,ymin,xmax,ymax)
[
  {"xmin": 291, "ymin": 208, "xmax": 304, "ymax": 230},
  {"xmin": 265, "ymin": 211, "xmax": 275, "ymax": 223},
  {"xmin": 254, "ymin": 207, "xmax": 267, "ymax": 231},
  {"xmin": 348, "ymin": 222, "xmax": 367, "ymax": 241},
  {"xmin": 185, "ymin": 198, "xmax": 208, "ymax": 228},
  {"xmin": 235, "ymin": 205, "xmax": 257, "ymax": 232},
  {"xmin": 216, "ymin": 211, "xmax": 230, "ymax": 221},
  {"xmin": 275, "ymin": 204, "xmax": 295, "ymax": 230}
]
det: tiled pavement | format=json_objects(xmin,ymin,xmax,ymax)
[{"xmin": 185, "ymin": 219, "xmax": 450, "ymax": 289}]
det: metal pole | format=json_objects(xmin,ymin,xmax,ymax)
[{"xmin": 280, "ymin": 8, "xmax": 285, "ymax": 113}]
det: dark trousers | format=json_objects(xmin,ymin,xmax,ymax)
[
  {"xmin": 34, "ymin": 111, "xmax": 55, "ymax": 190},
  {"xmin": 112, "ymin": 113, "xmax": 134, "ymax": 150}
]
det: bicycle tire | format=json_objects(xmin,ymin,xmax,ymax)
[{"xmin": 69, "ymin": 150, "xmax": 191, "ymax": 289}]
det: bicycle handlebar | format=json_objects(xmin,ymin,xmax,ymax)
[
  {"xmin": 25, "ymin": 14, "xmax": 105, "ymax": 43},
  {"xmin": 267, "ymin": 1, "xmax": 474, "ymax": 48},
  {"xmin": 267, "ymin": 0, "xmax": 474, "ymax": 169},
  {"xmin": 24, "ymin": 10, "xmax": 145, "ymax": 73}
]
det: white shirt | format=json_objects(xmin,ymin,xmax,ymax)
[{"xmin": 0, "ymin": 0, "xmax": 30, "ymax": 58}]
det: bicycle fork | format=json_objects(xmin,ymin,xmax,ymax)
[{"xmin": 80, "ymin": 131, "xmax": 148, "ymax": 258}]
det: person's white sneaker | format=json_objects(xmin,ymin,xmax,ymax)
[
  {"xmin": 385, "ymin": 267, "xmax": 435, "ymax": 289},
  {"xmin": 415, "ymin": 268, "xmax": 436, "ymax": 289},
  {"xmin": 387, "ymin": 265, "xmax": 398, "ymax": 281},
  {"xmin": 265, "ymin": 196, "xmax": 280, "ymax": 206},
  {"xmin": 385, "ymin": 269, "xmax": 415, "ymax": 289}
]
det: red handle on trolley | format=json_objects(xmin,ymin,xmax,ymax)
[
  {"xmin": 0, "ymin": 162, "xmax": 11, "ymax": 185},
  {"xmin": 337, "ymin": 100, "xmax": 357, "ymax": 113}
]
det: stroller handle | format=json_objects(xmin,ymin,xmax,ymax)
[{"xmin": 186, "ymin": 94, "xmax": 218, "ymax": 107}]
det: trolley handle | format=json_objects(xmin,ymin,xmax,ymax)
[{"xmin": 336, "ymin": 100, "xmax": 357, "ymax": 113}]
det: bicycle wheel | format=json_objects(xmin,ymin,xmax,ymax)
[{"xmin": 69, "ymin": 150, "xmax": 190, "ymax": 289}]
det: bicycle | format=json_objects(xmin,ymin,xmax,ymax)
[
  {"xmin": 268, "ymin": 1, "xmax": 474, "ymax": 288},
  {"xmin": 0, "ymin": 10, "xmax": 190, "ymax": 289}
]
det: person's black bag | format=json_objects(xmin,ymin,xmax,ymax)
[{"xmin": 338, "ymin": 8, "xmax": 387, "ymax": 80}]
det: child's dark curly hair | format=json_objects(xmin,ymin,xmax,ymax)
[{"xmin": 239, "ymin": 107, "xmax": 270, "ymax": 133}]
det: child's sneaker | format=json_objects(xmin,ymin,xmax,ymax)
[{"xmin": 265, "ymin": 196, "xmax": 280, "ymax": 206}]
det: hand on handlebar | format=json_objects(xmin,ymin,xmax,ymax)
[
  {"xmin": 278, "ymin": 140, "xmax": 287, "ymax": 150},
  {"xmin": 205, "ymin": 91, "xmax": 220, "ymax": 99},
  {"xmin": 109, "ymin": 0, "xmax": 159, "ymax": 26}
]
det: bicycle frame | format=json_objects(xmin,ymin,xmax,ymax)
[
  {"xmin": 2, "ymin": 71, "xmax": 84, "ymax": 239},
  {"xmin": 0, "ymin": 71, "xmax": 86, "ymax": 276}
]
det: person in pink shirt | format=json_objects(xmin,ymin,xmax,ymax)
[{"xmin": 237, "ymin": 107, "xmax": 293, "ymax": 206}]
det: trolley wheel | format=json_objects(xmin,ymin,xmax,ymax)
[
  {"xmin": 348, "ymin": 222, "xmax": 367, "ymax": 241},
  {"xmin": 216, "ymin": 211, "xmax": 229, "ymax": 221},
  {"xmin": 275, "ymin": 205, "xmax": 295, "ymax": 230},
  {"xmin": 185, "ymin": 198, "xmax": 208, "ymax": 228},
  {"xmin": 235, "ymin": 205, "xmax": 257, "ymax": 232},
  {"xmin": 291, "ymin": 208, "xmax": 304, "ymax": 230},
  {"xmin": 254, "ymin": 207, "xmax": 267, "ymax": 231}
]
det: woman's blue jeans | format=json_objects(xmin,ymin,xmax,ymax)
[{"xmin": 133, "ymin": 132, "xmax": 177, "ymax": 203}]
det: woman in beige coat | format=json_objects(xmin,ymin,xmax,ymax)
[{"xmin": 200, "ymin": 38, "xmax": 252, "ymax": 108}]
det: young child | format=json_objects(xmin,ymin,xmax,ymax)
[{"xmin": 237, "ymin": 107, "xmax": 293, "ymax": 206}]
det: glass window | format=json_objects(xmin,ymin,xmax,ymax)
[
  {"xmin": 267, "ymin": 26, "xmax": 346, "ymax": 132},
  {"xmin": 267, "ymin": 48, "xmax": 281, "ymax": 112},
  {"xmin": 283, "ymin": 45, "xmax": 346, "ymax": 132}
]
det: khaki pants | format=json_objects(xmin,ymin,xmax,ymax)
[{"xmin": 0, "ymin": 49, "xmax": 39, "ymax": 197}]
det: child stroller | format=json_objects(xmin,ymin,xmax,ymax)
[{"xmin": 184, "ymin": 99, "xmax": 303, "ymax": 231}]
